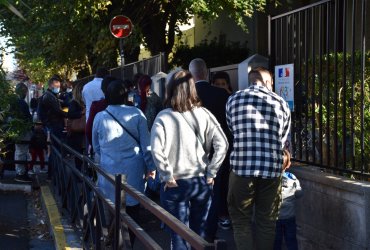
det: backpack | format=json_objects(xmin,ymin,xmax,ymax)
[{"xmin": 36, "ymin": 94, "xmax": 47, "ymax": 124}]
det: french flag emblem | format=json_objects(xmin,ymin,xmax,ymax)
[{"xmin": 278, "ymin": 68, "xmax": 290, "ymax": 77}]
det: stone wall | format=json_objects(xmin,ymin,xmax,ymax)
[{"xmin": 290, "ymin": 166, "xmax": 370, "ymax": 250}]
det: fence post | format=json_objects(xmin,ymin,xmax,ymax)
[
  {"xmin": 114, "ymin": 174, "xmax": 122, "ymax": 250},
  {"xmin": 120, "ymin": 175, "xmax": 131, "ymax": 248}
]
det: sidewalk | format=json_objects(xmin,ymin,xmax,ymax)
[{"xmin": 0, "ymin": 170, "xmax": 81, "ymax": 250}]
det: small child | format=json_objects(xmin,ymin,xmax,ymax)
[
  {"xmin": 274, "ymin": 150, "xmax": 303, "ymax": 250},
  {"xmin": 29, "ymin": 122, "xmax": 48, "ymax": 174}
]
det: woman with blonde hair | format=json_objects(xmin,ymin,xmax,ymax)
[
  {"xmin": 150, "ymin": 69, "xmax": 229, "ymax": 249},
  {"xmin": 67, "ymin": 82, "xmax": 86, "ymax": 170}
]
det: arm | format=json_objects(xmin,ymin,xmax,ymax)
[
  {"xmin": 92, "ymin": 113, "xmax": 101, "ymax": 162},
  {"xmin": 281, "ymin": 102, "xmax": 292, "ymax": 146},
  {"xmin": 150, "ymin": 118, "xmax": 173, "ymax": 182},
  {"xmin": 85, "ymin": 103, "xmax": 98, "ymax": 145},
  {"xmin": 294, "ymin": 177, "xmax": 304, "ymax": 199},
  {"xmin": 225, "ymin": 97, "xmax": 233, "ymax": 133},
  {"xmin": 44, "ymin": 94, "xmax": 67, "ymax": 118},
  {"xmin": 137, "ymin": 111, "xmax": 156, "ymax": 173},
  {"xmin": 206, "ymin": 112, "xmax": 229, "ymax": 179}
]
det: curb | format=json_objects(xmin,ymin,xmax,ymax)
[
  {"xmin": 0, "ymin": 182, "xmax": 32, "ymax": 192},
  {"xmin": 40, "ymin": 185, "xmax": 82, "ymax": 250}
]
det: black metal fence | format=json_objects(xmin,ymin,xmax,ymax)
[
  {"xmin": 49, "ymin": 134, "xmax": 225, "ymax": 249},
  {"xmin": 75, "ymin": 53, "xmax": 166, "ymax": 86},
  {"xmin": 269, "ymin": 0, "xmax": 370, "ymax": 179}
]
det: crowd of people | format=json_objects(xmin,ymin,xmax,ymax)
[{"xmin": 13, "ymin": 58, "xmax": 304, "ymax": 250}]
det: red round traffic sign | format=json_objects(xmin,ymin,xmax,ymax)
[{"xmin": 109, "ymin": 15, "xmax": 133, "ymax": 38}]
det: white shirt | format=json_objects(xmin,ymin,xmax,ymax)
[{"xmin": 82, "ymin": 77, "xmax": 104, "ymax": 121}]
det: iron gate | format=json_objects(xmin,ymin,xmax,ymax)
[{"xmin": 268, "ymin": 0, "xmax": 369, "ymax": 179}]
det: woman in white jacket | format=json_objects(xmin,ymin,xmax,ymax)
[{"xmin": 150, "ymin": 70, "xmax": 229, "ymax": 250}]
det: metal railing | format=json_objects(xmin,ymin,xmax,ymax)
[
  {"xmin": 49, "ymin": 134, "xmax": 226, "ymax": 249},
  {"xmin": 75, "ymin": 53, "xmax": 166, "ymax": 86},
  {"xmin": 269, "ymin": 0, "xmax": 370, "ymax": 180}
]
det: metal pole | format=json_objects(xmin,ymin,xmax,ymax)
[
  {"xmin": 114, "ymin": 174, "xmax": 122, "ymax": 250},
  {"xmin": 120, "ymin": 39, "xmax": 125, "ymax": 80}
]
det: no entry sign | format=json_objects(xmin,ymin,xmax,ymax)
[{"xmin": 109, "ymin": 15, "xmax": 133, "ymax": 38}]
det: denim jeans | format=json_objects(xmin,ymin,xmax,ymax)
[
  {"xmin": 160, "ymin": 177, "xmax": 212, "ymax": 250},
  {"xmin": 273, "ymin": 217, "xmax": 298, "ymax": 250}
]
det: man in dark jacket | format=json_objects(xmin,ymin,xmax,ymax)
[
  {"xmin": 14, "ymin": 82, "xmax": 33, "ymax": 182},
  {"xmin": 189, "ymin": 58, "xmax": 232, "ymax": 241},
  {"xmin": 39, "ymin": 75, "xmax": 66, "ymax": 138}
]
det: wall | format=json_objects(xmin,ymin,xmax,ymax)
[{"xmin": 290, "ymin": 166, "xmax": 370, "ymax": 250}]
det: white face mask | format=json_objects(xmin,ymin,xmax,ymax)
[
  {"xmin": 66, "ymin": 88, "xmax": 72, "ymax": 93},
  {"xmin": 52, "ymin": 87, "xmax": 60, "ymax": 94}
]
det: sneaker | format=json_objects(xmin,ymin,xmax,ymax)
[
  {"xmin": 218, "ymin": 218, "xmax": 231, "ymax": 230},
  {"xmin": 28, "ymin": 169, "xmax": 36, "ymax": 175},
  {"xmin": 15, "ymin": 174, "xmax": 33, "ymax": 183},
  {"xmin": 39, "ymin": 169, "xmax": 48, "ymax": 174}
]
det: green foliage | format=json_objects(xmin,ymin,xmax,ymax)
[
  {"xmin": 0, "ymin": 68, "xmax": 32, "ymax": 155},
  {"xmin": 301, "ymin": 51, "xmax": 370, "ymax": 173},
  {"xmin": 0, "ymin": 0, "xmax": 265, "ymax": 80},
  {"xmin": 171, "ymin": 38, "xmax": 250, "ymax": 69}
]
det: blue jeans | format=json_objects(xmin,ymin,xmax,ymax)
[
  {"xmin": 273, "ymin": 217, "xmax": 298, "ymax": 250},
  {"xmin": 160, "ymin": 177, "xmax": 212, "ymax": 250}
]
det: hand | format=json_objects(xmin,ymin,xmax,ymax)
[
  {"xmin": 146, "ymin": 170, "xmax": 156, "ymax": 180},
  {"xmin": 164, "ymin": 179, "xmax": 178, "ymax": 191},
  {"xmin": 282, "ymin": 149, "xmax": 291, "ymax": 171},
  {"xmin": 207, "ymin": 178, "xmax": 214, "ymax": 185}
]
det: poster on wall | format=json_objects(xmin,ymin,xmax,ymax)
[{"xmin": 274, "ymin": 64, "xmax": 294, "ymax": 111}]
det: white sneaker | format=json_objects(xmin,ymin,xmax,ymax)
[
  {"xmin": 39, "ymin": 169, "xmax": 48, "ymax": 174},
  {"xmin": 28, "ymin": 170, "xmax": 36, "ymax": 175}
]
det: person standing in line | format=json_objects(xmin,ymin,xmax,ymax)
[
  {"xmin": 150, "ymin": 70, "xmax": 228, "ymax": 250},
  {"xmin": 28, "ymin": 122, "xmax": 48, "ymax": 174},
  {"xmin": 274, "ymin": 150, "xmax": 303, "ymax": 250},
  {"xmin": 211, "ymin": 71, "xmax": 233, "ymax": 94},
  {"xmin": 82, "ymin": 67, "xmax": 109, "ymax": 121},
  {"xmin": 92, "ymin": 79, "xmax": 156, "ymax": 245},
  {"xmin": 85, "ymin": 76, "xmax": 116, "ymax": 146},
  {"xmin": 226, "ymin": 67, "xmax": 291, "ymax": 250},
  {"xmin": 38, "ymin": 75, "xmax": 67, "ymax": 139},
  {"xmin": 189, "ymin": 58, "xmax": 233, "ymax": 239},
  {"xmin": 14, "ymin": 82, "xmax": 33, "ymax": 182},
  {"xmin": 137, "ymin": 75, "xmax": 163, "ymax": 130},
  {"xmin": 66, "ymin": 82, "xmax": 86, "ymax": 171}
]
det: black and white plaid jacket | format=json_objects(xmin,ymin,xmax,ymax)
[{"xmin": 226, "ymin": 84, "xmax": 291, "ymax": 178}]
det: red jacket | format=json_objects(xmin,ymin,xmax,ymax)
[{"xmin": 86, "ymin": 99, "xmax": 108, "ymax": 145}]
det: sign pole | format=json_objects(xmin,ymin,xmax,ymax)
[
  {"xmin": 109, "ymin": 15, "xmax": 133, "ymax": 80},
  {"xmin": 119, "ymin": 38, "xmax": 125, "ymax": 79}
]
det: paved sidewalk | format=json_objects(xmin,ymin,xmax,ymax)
[
  {"xmin": 0, "ymin": 191, "xmax": 29, "ymax": 250},
  {"xmin": 0, "ymin": 170, "xmax": 55, "ymax": 250}
]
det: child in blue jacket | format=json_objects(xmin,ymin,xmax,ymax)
[{"xmin": 274, "ymin": 150, "xmax": 303, "ymax": 250}]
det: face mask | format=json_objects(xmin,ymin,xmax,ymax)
[
  {"xmin": 52, "ymin": 87, "xmax": 60, "ymax": 94},
  {"xmin": 66, "ymin": 88, "xmax": 72, "ymax": 93}
]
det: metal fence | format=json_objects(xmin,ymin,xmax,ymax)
[
  {"xmin": 49, "ymin": 134, "xmax": 226, "ymax": 249},
  {"xmin": 268, "ymin": 0, "xmax": 370, "ymax": 179},
  {"xmin": 75, "ymin": 53, "xmax": 166, "ymax": 86}
]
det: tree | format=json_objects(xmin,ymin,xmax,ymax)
[
  {"xmin": 0, "ymin": 0, "xmax": 266, "ymax": 80},
  {"xmin": 111, "ymin": 0, "xmax": 266, "ymax": 61}
]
